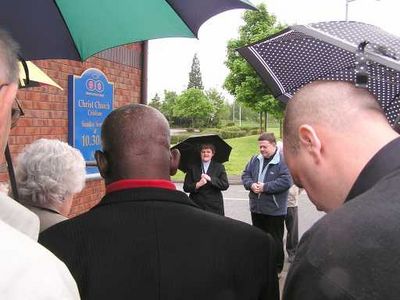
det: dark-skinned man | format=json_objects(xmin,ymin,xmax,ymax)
[{"xmin": 39, "ymin": 104, "xmax": 279, "ymax": 300}]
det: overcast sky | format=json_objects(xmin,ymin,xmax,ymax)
[{"xmin": 147, "ymin": 0, "xmax": 400, "ymax": 103}]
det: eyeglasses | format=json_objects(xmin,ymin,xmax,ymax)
[
  {"xmin": 0, "ymin": 83, "xmax": 24, "ymax": 128},
  {"xmin": 0, "ymin": 161, "xmax": 7, "ymax": 173},
  {"xmin": 11, "ymin": 97, "xmax": 24, "ymax": 128}
]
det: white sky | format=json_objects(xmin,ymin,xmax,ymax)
[{"xmin": 147, "ymin": 0, "xmax": 400, "ymax": 103}]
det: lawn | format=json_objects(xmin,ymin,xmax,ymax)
[{"xmin": 172, "ymin": 128, "xmax": 281, "ymax": 181}]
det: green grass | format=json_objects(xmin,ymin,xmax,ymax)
[
  {"xmin": 171, "ymin": 128, "xmax": 281, "ymax": 180},
  {"xmin": 223, "ymin": 135, "xmax": 259, "ymax": 176}
]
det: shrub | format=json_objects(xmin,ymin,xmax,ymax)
[
  {"xmin": 171, "ymin": 134, "xmax": 192, "ymax": 145},
  {"xmin": 250, "ymin": 129, "xmax": 260, "ymax": 135},
  {"xmin": 219, "ymin": 129, "xmax": 247, "ymax": 139}
]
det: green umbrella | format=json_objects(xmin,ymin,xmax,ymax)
[{"xmin": 1, "ymin": 0, "xmax": 256, "ymax": 61}]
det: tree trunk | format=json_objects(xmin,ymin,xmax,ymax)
[
  {"xmin": 259, "ymin": 112, "xmax": 263, "ymax": 133},
  {"xmin": 265, "ymin": 111, "xmax": 268, "ymax": 132}
]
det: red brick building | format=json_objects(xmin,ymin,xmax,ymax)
[{"xmin": 2, "ymin": 42, "xmax": 146, "ymax": 217}]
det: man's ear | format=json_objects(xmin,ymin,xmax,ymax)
[
  {"xmin": 170, "ymin": 148, "xmax": 181, "ymax": 176},
  {"xmin": 95, "ymin": 150, "xmax": 109, "ymax": 179},
  {"xmin": 298, "ymin": 124, "xmax": 322, "ymax": 163}
]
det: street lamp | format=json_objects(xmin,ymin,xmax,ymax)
[{"xmin": 345, "ymin": 0, "xmax": 380, "ymax": 21}]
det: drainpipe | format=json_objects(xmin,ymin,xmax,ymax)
[{"xmin": 140, "ymin": 41, "xmax": 148, "ymax": 105}]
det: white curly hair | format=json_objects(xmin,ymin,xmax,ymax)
[{"xmin": 15, "ymin": 139, "xmax": 86, "ymax": 207}]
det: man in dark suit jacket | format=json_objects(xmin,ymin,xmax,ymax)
[
  {"xmin": 183, "ymin": 143, "xmax": 229, "ymax": 215},
  {"xmin": 282, "ymin": 81, "xmax": 400, "ymax": 299},
  {"xmin": 39, "ymin": 104, "xmax": 279, "ymax": 300}
]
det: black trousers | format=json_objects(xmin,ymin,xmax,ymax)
[
  {"xmin": 251, "ymin": 212, "xmax": 285, "ymax": 273},
  {"xmin": 285, "ymin": 206, "xmax": 299, "ymax": 257},
  {"xmin": 192, "ymin": 197, "xmax": 225, "ymax": 216}
]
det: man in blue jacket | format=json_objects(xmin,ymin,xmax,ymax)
[{"xmin": 242, "ymin": 132, "xmax": 292, "ymax": 274}]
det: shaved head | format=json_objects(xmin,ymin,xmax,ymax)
[
  {"xmin": 97, "ymin": 104, "xmax": 179, "ymax": 183},
  {"xmin": 284, "ymin": 81, "xmax": 384, "ymax": 154},
  {"xmin": 282, "ymin": 80, "xmax": 398, "ymax": 212},
  {"xmin": 102, "ymin": 104, "xmax": 170, "ymax": 154}
]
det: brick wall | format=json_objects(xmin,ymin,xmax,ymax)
[{"xmin": 1, "ymin": 43, "xmax": 143, "ymax": 217}]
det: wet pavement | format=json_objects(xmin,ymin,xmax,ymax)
[{"xmin": 174, "ymin": 180, "xmax": 325, "ymax": 296}]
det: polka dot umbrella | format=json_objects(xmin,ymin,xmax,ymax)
[{"xmin": 238, "ymin": 21, "xmax": 400, "ymax": 129}]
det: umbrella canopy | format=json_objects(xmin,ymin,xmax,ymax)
[
  {"xmin": 238, "ymin": 21, "xmax": 400, "ymax": 127},
  {"xmin": 1, "ymin": 0, "xmax": 255, "ymax": 61},
  {"xmin": 19, "ymin": 61, "xmax": 63, "ymax": 90},
  {"xmin": 171, "ymin": 134, "xmax": 232, "ymax": 173}
]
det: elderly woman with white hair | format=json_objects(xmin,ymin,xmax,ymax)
[{"xmin": 15, "ymin": 138, "xmax": 86, "ymax": 232}]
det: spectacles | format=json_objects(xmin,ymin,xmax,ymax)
[
  {"xmin": 0, "ymin": 161, "xmax": 7, "ymax": 173},
  {"xmin": 11, "ymin": 97, "xmax": 24, "ymax": 128},
  {"xmin": 0, "ymin": 83, "xmax": 24, "ymax": 128}
]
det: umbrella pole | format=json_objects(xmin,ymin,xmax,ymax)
[
  {"xmin": 5, "ymin": 144, "xmax": 19, "ymax": 201},
  {"xmin": 18, "ymin": 55, "xmax": 30, "ymax": 86}
]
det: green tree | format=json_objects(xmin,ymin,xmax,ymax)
[
  {"xmin": 148, "ymin": 93, "xmax": 162, "ymax": 111},
  {"xmin": 224, "ymin": 3, "xmax": 285, "ymax": 132},
  {"xmin": 187, "ymin": 53, "xmax": 204, "ymax": 90},
  {"xmin": 173, "ymin": 88, "xmax": 213, "ymax": 128},
  {"xmin": 206, "ymin": 88, "xmax": 229, "ymax": 126},
  {"xmin": 160, "ymin": 90, "xmax": 178, "ymax": 121}
]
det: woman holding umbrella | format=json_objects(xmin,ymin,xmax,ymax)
[{"xmin": 183, "ymin": 143, "xmax": 229, "ymax": 215}]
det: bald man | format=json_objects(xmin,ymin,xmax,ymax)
[
  {"xmin": 39, "ymin": 104, "xmax": 279, "ymax": 300},
  {"xmin": 282, "ymin": 81, "xmax": 400, "ymax": 299}
]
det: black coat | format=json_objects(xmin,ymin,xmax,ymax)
[
  {"xmin": 183, "ymin": 160, "xmax": 229, "ymax": 215},
  {"xmin": 39, "ymin": 187, "xmax": 279, "ymax": 300},
  {"xmin": 283, "ymin": 138, "xmax": 400, "ymax": 300}
]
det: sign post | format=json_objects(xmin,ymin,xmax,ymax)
[{"xmin": 68, "ymin": 68, "xmax": 114, "ymax": 175}]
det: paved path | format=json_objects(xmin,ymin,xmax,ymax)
[{"xmin": 174, "ymin": 181, "xmax": 325, "ymax": 295}]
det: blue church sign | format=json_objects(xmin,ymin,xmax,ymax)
[{"xmin": 68, "ymin": 68, "xmax": 114, "ymax": 174}]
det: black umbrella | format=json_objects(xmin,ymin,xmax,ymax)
[
  {"xmin": 238, "ymin": 21, "xmax": 400, "ymax": 128},
  {"xmin": 171, "ymin": 134, "xmax": 232, "ymax": 173}
]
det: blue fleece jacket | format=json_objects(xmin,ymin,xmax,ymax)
[{"xmin": 241, "ymin": 151, "xmax": 292, "ymax": 216}]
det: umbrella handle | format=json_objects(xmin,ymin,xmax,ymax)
[
  {"xmin": 18, "ymin": 55, "xmax": 30, "ymax": 86},
  {"xmin": 355, "ymin": 41, "xmax": 369, "ymax": 88},
  {"xmin": 5, "ymin": 144, "xmax": 19, "ymax": 201}
]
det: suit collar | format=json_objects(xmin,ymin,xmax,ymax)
[
  {"xmin": 96, "ymin": 187, "xmax": 198, "ymax": 209},
  {"xmin": 346, "ymin": 137, "xmax": 400, "ymax": 201},
  {"xmin": 201, "ymin": 160, "xmax": 215, "ymax": 174},
  {"xmin": 106, "ymin": 179, "xmax": 176, "ymax": 194},
  {"xmin": 257, "ymin": 150, "xmax": 280, "ymax": 165}
]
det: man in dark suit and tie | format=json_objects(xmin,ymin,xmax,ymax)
[{"xmin": 39, "ymin": 104, "xmax": 279, "ymax": 300}]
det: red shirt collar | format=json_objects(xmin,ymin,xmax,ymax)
[{"xmin": 106, "ymin": 179, "xmax": 176, "ymax": 194}]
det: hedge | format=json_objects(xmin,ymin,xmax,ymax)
[{"xmin": 170, "ymin": 126, "xmax": 260, "ymax": 145}]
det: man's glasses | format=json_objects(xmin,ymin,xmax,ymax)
[
  {"xmin": 0, "ymin": 83, "xmax": 24, "ymax": 128},
  {"xmin": 11, "ymin": 97, "xmax": 24, "ymax": 128}
]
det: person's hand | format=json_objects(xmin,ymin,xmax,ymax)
[
  {"xmin": 251, "ymin": 183, "xmax": 260, "ymax": 194},
  {"xmin": 201, "ymin": 173, "xmax": 211, "ymax": 181},
  {"xmin": 196, "ymin": 177, "xmax": 207, "ymax": 189},
  {"xmin": 251, "ymin": 183, "xmax": 264, "ymax": 194}
]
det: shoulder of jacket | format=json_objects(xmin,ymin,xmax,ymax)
[{"xmin": 250, "ymin": 155, "xmax": 259, "ymax": 164}]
